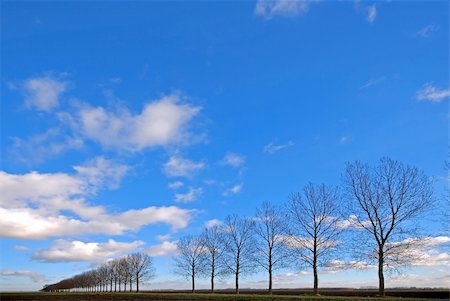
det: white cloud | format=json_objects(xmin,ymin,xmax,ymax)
[
  {"xmin": 359, "ymin": 77, "xmax": 385, "ymax": 89},
  {"xmin": 147, "ymin": 241, "xmax": 178, "ymax": 257},
  {"xmin": 175, "ymin": 187, "xmax": 203, "ymax": 203},
  {"xmin": 205, "ymin": 219, "xmax": 222, "ymax": 228},
  {"xmin": 255, "ymin": 0, "xmax": 313, "ymax": 19},
  {"xmin": 325, "ymin": 259, "xmax": 376, "ymax": 271},
  {"xmin": 263, "ymin": 140, "xmax": 294, "ymax": 155},
  {"xmin": 416, "ymin": 83, "xmax": 450, "ymax": 102},
  {"xmin": 69, "ymin": 94, "xmax": 201, "ymax": 151},
  {"xmin": 0, "ymin": 270, "xmax": 46, "ymax": 283},
  {"xmin": 223, "ymin": 183, "xmax": 243, "ymax": 196},
  {"xmin": 339, "ymin": 135, "xmax": 352, "ymax": 144},
  {"xmin": 221, "ymin": 152, "xmax": 245, "ymax": 168},
  {"xmin": 366, "ymin": 4, "xmax": 377, "ymax": 23},
  {"xmin": 417, "ymin": 25, "xmax": 439, "ymax": 38},
  {"xmin": 14, "ymin": 245, "xmax": 29, "ymax": 251},
  {"xmin": 168, "ymin": 181, "xmax": 184, "ymax": 189},
  {"xmin": 33, "ymin": 239, "xmax": 144, "ymax": 262},
  {"xmin": 163, "ymin": 156, "xmax": 205, "ymax": 177},
  {"xmin": 156, "ymin": 234, "xmax": 171, "ymax": 241},
  {"xmin": 9, "ymin": 128, "xmax": 84, "ymax": 164},
  {"xmin": 22, "ymin": 76, "xmax": 68, "ymax": 112},
  {"xmin": 0, "ymin": 164, "xmax": 195, "ymax": 239},
  {"xmin": 74, "ymin": 157, "xmax": 129, "ymax": 191}
]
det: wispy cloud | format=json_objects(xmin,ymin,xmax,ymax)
[
  {"xmin": 168, "ymin": 181, "xmax": 184, "ymax": 189},
  {"xmin": 255, "ymin": 0, "xmax": 313, "ymax": 19},
  {"xmin": 0, "ymin": 270, "xmax": 46, "ymax": 283},
  {"xmin": 366, "ymin": 4, "xmax": 377, "ymax": 23},
  {"xmin": 9, "ymin": 128, "xmax": 84, "ymax": 164},
  {"xmin": 416, "ymin": 83, "xmax": 450, "ymax": 102},
  {"xmin": 163, "ymin": 156, "xmax": 205, "ymax": 178},
  {"xmin": 21, "ymin": 76, "xmax": 68, "ymax": 112},
  {"xmin": 417, "ymin": 25, "xmax": 439, "ymax": 39},
  {"xmin": 174, "ymin": 187, "xmax": 203, "ymax": 203},
  {"xmin": 221, "ymin": 152, "xmax": 245, "ymax": 168},
  {"xmin": 223, "ymin": 183, "xmax": 243, "ymax": 196},
  {"xmin": 264, "ymin": 140, "xmax": 294, "ymax": 155},
  {"xmin": 339, "ymin": 135, "xmax": 352, "ymax": 144},
  {"xmin": 359, "ymin": 77, "xmax": 385, "ymax": 89}
]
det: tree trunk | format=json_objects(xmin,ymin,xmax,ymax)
[
  {"xmin": 192, "ymin": 274, "xmax": 195, "ymax": 293},
  {"xmin": 313, "ymin": 237, "xmax": 318, "ymax": 295},
  {"xmin": 378, "ymin": 248, "xmax": 385, "ymax": 297},
  {"xmin": 129, "ymin": 278, "xmax": 132, "ymax": 292},
  {"xmin": 269, "ymin": 248, "xmax": 273, "ymax": 295},
  {"xmin": 136, "ymin": 273, "xmax": 139, "ymax": 292},
  {"xmin": 211, "ymin": 257, "xmax": 215, "ymax": 294}
]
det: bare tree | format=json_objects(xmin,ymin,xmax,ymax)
[
  {"xmin": 287, "ymin": 183, "xmax": 342, "ymax": 295},
  {"xmin": 254, "ymin": 201, "xmax": 289, "ymax": 294},
  {"xmin": 222, "ymin": 214, "xmax": 255, "ymax": 294},
  {"xmin": 200, "ymin": 225, "xmax": 227, "ymax": 293},
  {"xmin": 173, "ymin": 235, "xmax": 206, "ymax": 293},
  {"xmin": 128, "ymin": 253, "xmax": 155, "ymax": 292},
  {"xmin": 344, "ymin": 158, "xmax": 433, "ymax": 296}
]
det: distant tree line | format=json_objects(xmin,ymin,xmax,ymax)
[
  {"xmin": 42, "ymin": 253, "xmax": 154, "ymax": 293},
  {"xmin": 43, "ymin": 158, "xmax": 434, "ymax": 297}
]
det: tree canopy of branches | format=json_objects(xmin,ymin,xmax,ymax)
[
  {"xmin": 173, "ymin": 235, "xmax": 206, "ymax": 293},
  {"xmin": 254, "ymin": 201, "xmax": 289, "ymax": 294},
  {"xmin": 287, "ymin": 183, "xmax": 342, "ymax": 295},
  {"xmin": 223, "ymin": 214, "xmax": 256, "ymax": 294},
  {"xmin": 344, "ymin": 157, "xmax": 433, "ymax": 296}
]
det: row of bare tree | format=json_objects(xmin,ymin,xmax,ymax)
[
  {"xmin": 42, "ymin": 253, "xmax": 154, "ymax": 293},
  {"xmin": 173, "ymin": 158, "xmax": 433, "ymax": 297},
  {"xmin": 43, "ymin": 158, "xmax": 434, "ymax": 297}
]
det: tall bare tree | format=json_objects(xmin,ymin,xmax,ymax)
[
  {"xmin": 287, "ymin": 183, "xmax": 342, "ymax": 295},
  {"xmin": 200, "ymin": 225, "xmax": 226, "ymax": 293},
  {"xmin": 254, "ymin": 201, "xmax": 289, "ymax": 294},
  {"xmin": 344, "ymin": 158, "xmax": 433, "ymax": 296},
  {"xmin": 173, "ymin": 235, "xmax": 205, "ymax": 293},
  {"xmin": 128, "ymin": 252, "xmax": 155, "ymax": 292},
  {"xmin": 223, "ymin": 214, "xmax": 255, "ymax": 294}
]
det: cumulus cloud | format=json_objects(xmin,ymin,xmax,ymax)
[
  {"xmin": 175, "ymin": 187, "xmax": 203, "ymax": 203},
  {"xmin": 0, "ymin": 270, "xmax": 46, "ymax": 283},
  {"xmin": 68, "ymin": 94, "xmax": 201, "ymax": 151},
  {"xmin": 255, "ymin": 0, "xmax": 313, "ymax": 19},
  {"xmin": 417, "ymin": 25, "xmax": 439, "ymax": 38},
  {"xmin": 0, "ymin": 162, "xmax": 195, "ymax": 240},
  {"xmin": 163, "ymin": 156, "xmax": 205, "ymax": 177},
  {"xmin": 416, "ymin": 83, "xmax": 450, "ymax": 102},
  {"xmin": 263, "ymin": 140, "xmax": 294, "ymax": 155},
  {"xmin": 147, "ymin": 241, "xmax": 178, "ymax": 257},
  {"xmin": 223, "ymin": 183, "xmax": 243, "ymax": 196},
  {"xmin": 324, "ymin": 259, "xmax": 376, "ymax": 271},
  {"xmin": 221, "ymin": 152, "xmax": 245, "ymax": 168},
  {"xmin": 22, "ymin": 76, "xmax": 68, "ymax": 112},
  {"xmin": 33, "ymin": 239, "xmax": 144, "ymax": 262}
]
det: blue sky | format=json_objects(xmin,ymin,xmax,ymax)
[{"xmin": 1, "ymin": 0, "xmax": 449, "ymax": 291}]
